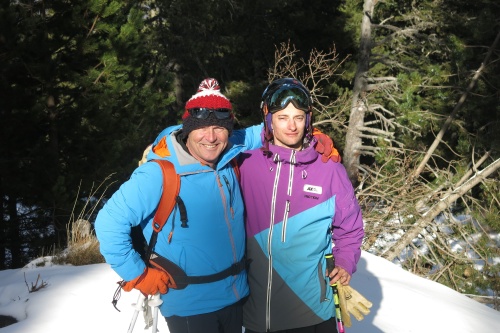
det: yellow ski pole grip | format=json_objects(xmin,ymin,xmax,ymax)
[{"xmin": 325, "ymin": 254, "xmax": 345, "ymax": 333}]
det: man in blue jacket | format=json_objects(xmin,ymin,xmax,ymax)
[{"xmin": 95, "ymin": 78, "xmax": 262, "ymax": 333}]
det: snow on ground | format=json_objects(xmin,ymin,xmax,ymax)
[{"xmin": 0, "ymin": 251, "xmax": 498, "ymax": 333}]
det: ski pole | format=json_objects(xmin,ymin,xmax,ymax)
[
  {"xmin": 148, "ymin": 293, "xmax": 163, "ymax": 333},
  {"xmin": 325, "ymin": 254, "xmax": 345, "ymax": 333},
  {"xmin": 127, "ymin": 292, "xmax": 147, "ymax": 333}
]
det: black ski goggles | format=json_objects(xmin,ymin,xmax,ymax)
[
  {"xmin": 264, "ymin": 85, "xmax": 312, "ymax": 114},
  {"xmin": 188, "ymin": 108, "xmax": 232, "ymax": 119}
]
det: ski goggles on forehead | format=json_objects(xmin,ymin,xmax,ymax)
[
  {"xmin": 188, "ymin": 108, "xmax": 232, "ymax": 119},
  {"xmin": 265, "ymin": 85, "xmax": 312, "ymax": 113}
]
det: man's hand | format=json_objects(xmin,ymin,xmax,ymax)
[
  {"xmin": 312, "ymin": 128, "xmax": 341, "ymax": 163},
  {"xmin": 122, "ymin": 267, "xmax": 171, "ymax": 295},
  {"xmin": 337, "ymin": 284, "xmax": 372, "ymax": 327}
]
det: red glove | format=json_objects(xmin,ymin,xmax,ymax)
[
  {"xmin": 121, "ymin": 267, "xmax": 171, "ymax": 295},
  {"xmin": 312, "ymin": 128, "xmax": 341, "ymax": 163}
]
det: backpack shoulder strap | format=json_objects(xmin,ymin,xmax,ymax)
[
  {"xmin": 152, "ymin": 159, "xmax": 180, "ymax": 233},
  {"xmin": 230, "ymin": 157, "xmax": 240, "ymax": 181},
  {"xmin": 151, "ymin": 158, "xmax": 236, "ymax": 234}
]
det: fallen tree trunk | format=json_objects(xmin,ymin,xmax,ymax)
[{"xmin": 383, "ymin": 158, "xmax": 500, "ymax": 261}]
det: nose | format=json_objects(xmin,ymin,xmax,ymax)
[
  {"xmin": 205, "ymin": 128, "xmax": 217, "ymax": 141},
  {"xmin": 287, "ymin": 119, "xmax": 297, "ymax": 130}
]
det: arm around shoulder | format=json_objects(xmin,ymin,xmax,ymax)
[{"xmin": 229, "ymin": 123, "xmax": 263, "ymax": 150}]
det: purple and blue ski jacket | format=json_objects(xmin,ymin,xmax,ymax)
[{"xmin": 239, "ymin": 139, "xmax": 364, "ymax": 332}]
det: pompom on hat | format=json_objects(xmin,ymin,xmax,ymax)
[{"xmin": 181, "ymin": 78, "xmax": 234, "ymax": 139}]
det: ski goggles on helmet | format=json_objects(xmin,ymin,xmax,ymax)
[
  {"xmin": 264, "ymin": 84, "xmax": 312, "ymax": 114},
  {"xmin": 188, "ymin": 108, "xmax": 232, "ymax": 119}
]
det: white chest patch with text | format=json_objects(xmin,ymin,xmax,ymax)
[{"xmin": 303, "ymin": 184, "xmax": 323, "ymax": 195}]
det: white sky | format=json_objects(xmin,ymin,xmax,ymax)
[{"xmin": 0, "ymin": 251, "xmax": 498, "ymax": 333}]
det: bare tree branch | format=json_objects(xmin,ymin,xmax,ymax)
[{"xmin": 384, "ymin": 158, "xmax": 500, "ymax": 261}]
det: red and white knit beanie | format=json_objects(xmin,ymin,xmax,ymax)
[{"xmin": 181, "ymin": 78, "xmax": 234, "ymax": 138}]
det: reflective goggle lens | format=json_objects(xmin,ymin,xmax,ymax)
[
  {"xmin": 266, "ymin": 85, "xmax": 311, "ymax": 113},
  {"xmin": 188, "ymin": 108, "xmax": 232, "ymax": 119}
]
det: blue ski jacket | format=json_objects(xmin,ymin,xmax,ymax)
[
  {"xmin": 95, "ymin": 124, "xmax": 262, "ymax": 317},
  {"xmin": 239, "ymin": 138, "xmax": 364, "ymax": 332}
]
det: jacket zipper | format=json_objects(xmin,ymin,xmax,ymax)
[
  {"xmin": 281, "ymin": 200, "xmax": 290, "ymax": 242},
  {"xmin": 216, "ymin": 174, "xmax": 238, "ymax": 264},
  {"xmin": 266, "ymin": 157, "xmax": 282, "ymax": 331},
  {"xmin": 288, "ymin": 150, "xmax": 296, "ymax": 196},
  {"xmin": 281, "ymin": 151, "xmax": 295, "ymax": 243},
  {"xmin": 222, "ymin": 175, "xmax": 234, "ymax": 218}
]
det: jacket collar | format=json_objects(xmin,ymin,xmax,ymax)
[{"xmin": 265, "ymin": 139, "xmax": 319, "ymax": 165}]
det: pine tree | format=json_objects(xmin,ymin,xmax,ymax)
[{"xmin": 0, "ymin": 0, "xmax": 175, "ymax": 268}]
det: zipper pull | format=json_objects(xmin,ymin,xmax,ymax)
[{"xmin": 222, "ymin": 175, "xmax": 234, "ymax": 218}]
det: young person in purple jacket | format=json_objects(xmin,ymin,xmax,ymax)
[{"xmin": 239, "ymin": 78, "xmax": 365, "ymax": 333}]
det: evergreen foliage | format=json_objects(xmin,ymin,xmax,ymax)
[{"xmin": 0, "ymin": 0, "xmax": 174, "ymax": 268}]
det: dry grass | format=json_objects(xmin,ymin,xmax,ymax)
[
  {"xmin": 52, "ymin": 217, "xmax": 104, "ymax": 266},
  {"xmin": 53, "ymin": 176, "xmax": 115, "ymax": 266}
]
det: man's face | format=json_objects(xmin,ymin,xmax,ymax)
[
  {"xmin": 271, "ymin": 104, "xmax": 307, "ymax": 150},
  {"xmin": 186, "ymin": 126, "xmax": 229, "ymax": 168}
]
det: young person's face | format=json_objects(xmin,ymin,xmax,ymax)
[
  {"xmin": 271, "ymin": 104, "xmax": 307, "ymax": 150},
  {"xmin": 186, "ymin": 126, "xmax": 229, "ymax": 168}
]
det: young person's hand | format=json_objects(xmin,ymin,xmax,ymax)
[{"xmin": 328, "ymin": 266, "xmax": 351, "ymax": 285}]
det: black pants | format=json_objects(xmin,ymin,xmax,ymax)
[
  {"xmin": 165, "ymin": 301, "xmax": 243, "ymax": 333},
  {"xmin": 244, "ymin": 317, "xmax": 338, "ymax": 333}
]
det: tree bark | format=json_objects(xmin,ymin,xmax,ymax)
[
  {"xmin": 7, "ymin": 196, "xmax": 22, "ymax": 268},
  {"xmin": 0, "ymin": 177, "xmax": 5, "ymax": 270},
  {"xmin": 344, "ymin": 0, "xmax": 376, "ymax": 184}
]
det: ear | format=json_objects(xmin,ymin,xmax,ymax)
[
  {"xmin": 266, "ymin": 112, "xmax": 274, "ymax": 130},
  {"xmin": 261, "ymin": 103, "xmax": 269, "ymax": 117},
  {"xmin": 264, "ymin": 112, "xmax": 274, "ymax": 142},
  {"xmin": 306, "ymin": 111, "xmax": 313, "ymax": 135}
]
